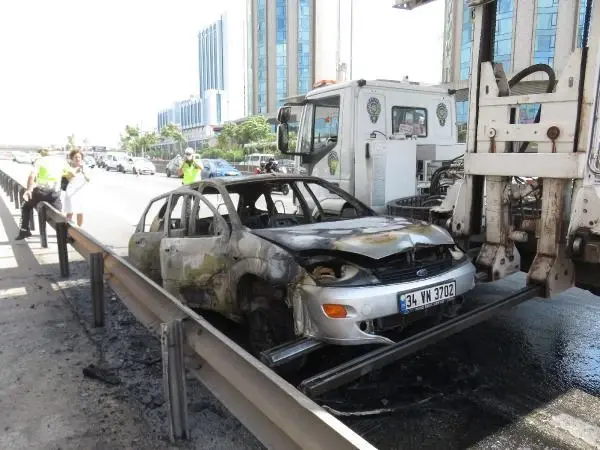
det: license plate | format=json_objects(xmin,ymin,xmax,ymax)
[{"xmin": 398, "ymin": 281, "xmax": 456, "ymax": 314}]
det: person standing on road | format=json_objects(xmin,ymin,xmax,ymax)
[
  {"xmin": 64, "ymin": 148, "xmax": 91, "ymax": 227},
  {"xmin": 178, "ymin": 147, "xmax": 203, "ymax": 185},
  {"xmin": 15, "ymin": 148, "xmax": 69, "ymax": 241}
]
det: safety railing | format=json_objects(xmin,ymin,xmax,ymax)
[{"xmin": 0, "ymin": 168, "xmax": 377, "ymax": 450}]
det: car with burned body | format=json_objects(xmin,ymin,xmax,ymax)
[{"xmin": 128, "ymin": 174, "xmax": 476, "ymax": 361}]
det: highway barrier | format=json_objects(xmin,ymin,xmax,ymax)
[{"xmin": 0, "ymin": 168, "xmax": 377, "ymax": 450}]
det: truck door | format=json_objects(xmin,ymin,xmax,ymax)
[{"xmin": 300, "ymin": 95, "xmax": 343, "ymax": 186}]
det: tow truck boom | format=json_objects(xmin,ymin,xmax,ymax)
[{"xmin": 419, "ymin": 0, "xmax": 600, "ymax": 299}]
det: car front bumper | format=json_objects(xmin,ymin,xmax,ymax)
[{"xmin": 292, "ymin": 259, "xmax": 476, "ymax": 346}]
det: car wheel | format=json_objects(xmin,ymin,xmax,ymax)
[
  {"xmin": 166, "ymin": 169, "xmax": 171, "ymax": 177},
  {"xmin": 106, "ymin": 166, "xmax": 109, "ymax": 171},
  {"xmin": 245, "ymin": 281, "xmax": 306, "ymax": 372},
  {"xmin": 282, "ymin": 184, "xmax": 290, "ymax": 196}
]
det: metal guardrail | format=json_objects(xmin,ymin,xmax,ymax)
[{"xmin": 0, "ymin": 168, "xmax": 377, "ymax": 450}]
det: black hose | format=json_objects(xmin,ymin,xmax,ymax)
[{"xmin": 507, "ymin": 64, "xmax": 556, "ymax": 153}]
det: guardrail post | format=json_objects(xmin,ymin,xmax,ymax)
[
  {"xmin": 14, "ymin": 186, "xmax": 22, "ymax": 209},
  {"xmin": 38, "ymin": 205, "xmax": 47, "ymax": 248},
  {"xmin": 161, "ymin": 319, "xmax": 189, "ymax": 442},
  {"xmin": 90, "ymin": 252, "xmax": 105, "ymax": 327},
  {"xmin": 29, "ymin": 204, "xmax": 35, "ymax": 231},
  {"xmin": 56, "ymin": 222, "xmax": 69, "ymax": 278}
]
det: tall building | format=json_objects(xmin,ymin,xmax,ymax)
[
  {"xmin": 443, "ymin": 0, "xmax": 593, "ymax": 140},
  {"xmin": 157, "ymin": 8, "xmax": 247, "ymax": 137},
  {"xmin": 247, "ymin": 0, "xmax": 315, "ymax": 115},
  {"xmin": 247, "ymin": 0, "xmax": 358, "ymax": 116}
]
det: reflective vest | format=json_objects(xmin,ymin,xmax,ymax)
[
  {"xmin": 181, "ymin": 161, "xmax": 200, "ymax": 185},
  {"xmin": 37, "ymin": 157, "xmax": 66, "ymax": 188}
]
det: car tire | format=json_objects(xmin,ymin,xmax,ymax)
[{"xmin": 246, "ymin": 281, "xmax": 306, "ymax": 372}]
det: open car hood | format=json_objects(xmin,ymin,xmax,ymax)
[{"xmin": 251, "ymin": 216, "xmax": 455, "ymax": 260}]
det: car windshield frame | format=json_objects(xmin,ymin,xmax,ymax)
[{"xmin": 220, "ymin": 177, "xmax": 375, "ymax": 229}]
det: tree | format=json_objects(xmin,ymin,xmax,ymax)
[
  {"xmin": 217, "ymin": 122, "xmax": 240, "ymax": 150},
  {"xmin": 160, "ymin": 123, "xmax": 186, "ymax": 156},
  {"xmin": 66, "ymin": 134, "xmax": 77, "ymax": 151},
  {"xmin": 120, "ymin": 126, "xmax": 139, "ymax": 153},
  {"xmin": 138, "ymin": 131, "xmax": 159, "ymax": 157},
  {"xmin": 119, "ymin": 125, "xmax": 158, "ymax": 156},
  {"xmin": 238, "ymin": 116, "xmax": 271, "ymax": 144}
]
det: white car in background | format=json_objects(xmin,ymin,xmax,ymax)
[
  {"xmin": 12, "ymin": 151, "xmax": 35, "ymax": 164},
  {"xmin": 104, "ymin": 152, "xmax": 129, "ymax": 171},
  {"xmin": 118, "ymin": 157, "xmax": 156, "ymax": 175}
]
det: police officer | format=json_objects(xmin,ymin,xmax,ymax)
[
  {"xmin": 15, "ymin": 148, "xmax": 69, "ymax": 241},
  {"xmin": 178, "ymin": 147, "xmax": 204, "ymax": 185}
]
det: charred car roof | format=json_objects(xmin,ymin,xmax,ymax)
[{"xmin": 167, "ymin": 173, "xmax": 357, "ymax": 195}]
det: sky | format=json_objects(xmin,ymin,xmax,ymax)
[{"xmin": 0, "ymin": 0, "xmax": 444, "ymax": 148}]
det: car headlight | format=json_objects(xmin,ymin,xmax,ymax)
[{"xmin": 297, "ymin": 254, "xmax": 380, "ymax": 287}]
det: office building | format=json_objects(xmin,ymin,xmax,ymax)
[
  {"xmin": 157, "ymin": 8, "xmax": 247, "ymax": 139},
  {"xmin": 247, "ymin": 0, "xmax": 359, "ymax": 116},
  {"xmin": 443, "ymin": 0, "xmax": 593, "ymax": 140}
]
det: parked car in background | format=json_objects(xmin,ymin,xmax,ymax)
[
  {"xmin": 104, "ymin": 152, "xmax": 129, "ymax": 171},
  {"xmin": 201, "ymin": 158, "xmax": 241, "ymax": 178},
  {"xmin": 165, "ymin": 155, "xmax": 183, "ymax": 178},
  {"xmin": 12, "ymin": 151, "xmax": 34, "ymax": 164},
  {"xmin": 118, "ymin": 156, "xmax": 156, "ymax": 175},
  {"xmin": 84, "ymin": 155, "xmax": 96, "ymax": 168}
]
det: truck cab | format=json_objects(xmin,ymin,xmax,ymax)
[{"xmin": 277, "ymin": 79, "xmax": 465, "ymax": 213}]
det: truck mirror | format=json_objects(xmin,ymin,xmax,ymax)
[
  {"xmin": 277, "ymin": 123, "xmax": 289, "ymax": 152},
  {"xmin": 277, "ymin": 106, "xmax": 291, "ymax": 124}
]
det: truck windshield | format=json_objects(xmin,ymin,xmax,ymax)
[{"xmin": 298, "ymin": 95, "xmax": 340, "ymax": 154}]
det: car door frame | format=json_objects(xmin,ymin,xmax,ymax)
[
  {"xmin": 159, "ymin": 190, "xmax": 232, "ymax": 305},
  {"xmin": 128, "ymin": 193, "xmax": 170, "ymax": 283}
]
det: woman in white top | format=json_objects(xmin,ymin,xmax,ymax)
[{"xmin": 64, "ymin": 148, "xmax": 91, "ymax": 227}]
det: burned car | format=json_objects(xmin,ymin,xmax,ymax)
[{"xmin": 128, "ymin": 174, "xmax": 476, "ymax": 363}]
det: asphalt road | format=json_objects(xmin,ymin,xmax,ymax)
[
  {"xmin": 2, "ymin": 159, "xmax": 600, "ymax": 449},
  {"xmin": 0, "ymin": 160, "xmax": 295, "ymax": 254}
]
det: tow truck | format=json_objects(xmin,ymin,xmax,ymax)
[
  {"xmin": 277, "ymin": 78, "xmax": 465, "ymax": 213},
  {"xmin": 272, "ymin": 0, "xmax": 600, "ymax": 397}
]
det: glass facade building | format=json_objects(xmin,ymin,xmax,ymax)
[
  {"xmin": 459, "ymin": 0, "xmax": 473, "ymax": 80},
  {"xmin": 249, "ymin": 0, "xmax": 314, "ymax": 115},
  {"xmin": 493, "ymin": 0, "xmax": 514, "ymax": 73},
  {"xmin": 297, "ymin": 0, "xmax": 312, "ymax": 95},
  {"xmin": 198, "ymin": 19, "xmax": 224, "ymax": 94},
  {"xmin": 533, "ymin": 0, "xmax": 559, "ymax": 66},
  {"xmin": 276, "ymin": 0, "xmax": 287, "ymax": 108},
  {"xmin": 256, "ymin": 0, "xmax": 268, "ymax": 114}
]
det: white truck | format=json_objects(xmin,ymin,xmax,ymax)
[{"xmin": 276, "ymin": 79, "xmax": 465, "ymax": 214}]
